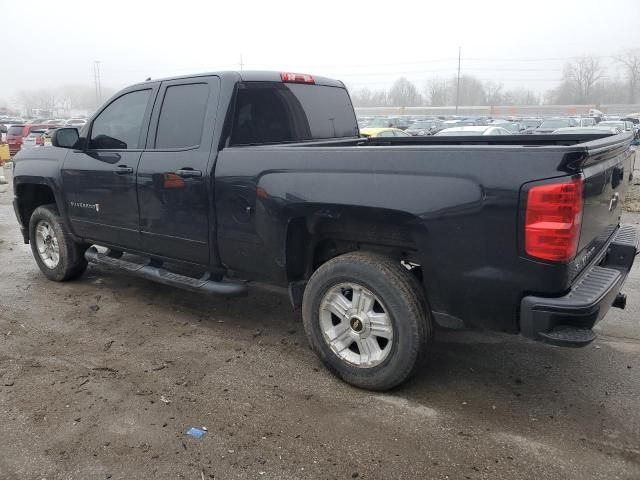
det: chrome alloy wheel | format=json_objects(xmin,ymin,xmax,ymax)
[
  {"xmin": 35, "ymin": 220, "xmax": 60, "ymax": 269},
  {"xmin": 319, "ymin": 283, "xmax": 394, "ymax": 367}
]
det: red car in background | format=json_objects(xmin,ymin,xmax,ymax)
[{"xmin": 6, "ymin": 124, "xmax": 52, "ymax": 156}]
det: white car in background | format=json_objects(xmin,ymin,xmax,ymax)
[
  {"xmin": 64, "ymin": 118, "xmax": 87, "ymax": 128},
  {"xmin": 435, "ymin": 126, "xmax": 513, "ymax": 136},
  {"xmin": 20, "ymin": 129, "xmax": 49, "ymax": 149}
]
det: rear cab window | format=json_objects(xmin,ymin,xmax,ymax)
[{"xmin": 230, "ymin": 82, "xmax": 358, "ymax": 146}]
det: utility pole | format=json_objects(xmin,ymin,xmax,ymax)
[
  {"xmin": 455, "ymin": 47, "xmax": 461, "ymax": 115},
  {"xmin": 93, "ymin": 61, "xmax": 102, "ymax": 105},
  {"xmin": 239, "ymin": 54, "xmax": 244, "ymax": 71}
]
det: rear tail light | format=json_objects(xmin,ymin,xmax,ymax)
[
  {"xmin": 280, "ymin": 72, "xmax": 315, "ymax": 84},
  {"xmin": 524, "ymin": 177, "xmax": 583, "ymax": 262},
  {"xmin": 35, "ymin": 136, "xmax": 43, "ymax": 146}
]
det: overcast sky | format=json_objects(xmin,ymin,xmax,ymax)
[{"xmin": 2, "ymin": 0, "xmax": 639, "ymax": 100}]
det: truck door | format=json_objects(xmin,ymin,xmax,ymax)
[
  {"xmin": 61, "ymin": 85, "xmax": 158, "ymax": 249},
  {"xmin": 136, "ymin": 76, "xmax": 220, "ymax": 265}
]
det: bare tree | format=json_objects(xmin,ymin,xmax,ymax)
[
  {"xmin": 615, "ymin": 49, "xmax": 640, "ymax": 104},
  {"xmin": 350, "ymin": 86, "xmax": 373, "ymax": 107},
  {"xmin": 18, "ymin": 89, "xmax": 58, "ymax": 116},
  {"xmin": 562, "ymin": 56, "xmax": 604, "ymax": 103},
  {"xmin": 425, "ymin": 77, "xmax": 449, "ymax": 106},
  {"xmin": 350, "ymin": 86, "xmax": 388, "ymax": 107},
  {"xmin": 455, "ymin": 75, "xmax": 486, "ymax": 106},
  {"xmin": 388, "ymin": 77, "xmax": 421, "ymax": 107},
  {"xmin": 502, "ymin": 88, "xmax": 539, "ymax": 105},
  {"xmin": 484, "ymin": 81, "xmax": 504, "ymax": 107}
]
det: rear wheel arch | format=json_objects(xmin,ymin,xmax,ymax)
[
  {"xmin": 284, "ymin": 212, "xmax": 428, "ymax": 314},
  {"xmin": 284, "ymin": 210, "xmax": 423, "ymax": 282},
  {"xmin": 301, "ymin": 250, "xmax": 433, "ymax": 390}
]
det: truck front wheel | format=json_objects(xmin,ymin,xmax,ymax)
[
  {"xmin": 302, "ymin": 252, "xmax": 432, "ymax": 391},
  {"xmin": 29, "ymin": 204, "xmax": 88, "ymax": 282}
]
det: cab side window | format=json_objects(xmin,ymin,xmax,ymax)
[{"xmin": 90, "ymin": 89, "xmax": 151, "ymax": 150}]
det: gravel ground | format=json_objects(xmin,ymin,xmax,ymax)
[{"xmin": 0, "ymin": 164, "xmax": 639, "ymax": 480}]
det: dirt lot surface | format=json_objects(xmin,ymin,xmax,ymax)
[{"xmin": 1, "ymin": 165, "xmax": 639, "ymax": 480}]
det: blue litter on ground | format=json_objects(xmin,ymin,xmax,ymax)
[{"xmin": 186, "ymin": 427, "xmax": 207, "ymax": 439}]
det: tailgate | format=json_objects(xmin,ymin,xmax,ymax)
[{"xmin": 575, "ymin": 135, "xmax": 635, "ymax": 271}]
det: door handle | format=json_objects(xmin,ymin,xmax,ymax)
[
  {"xmin": 176, "ymin": 168, "xmax": 202, "ymax": 178},
  {"xmin": 115, "ymin": 165, "xmax": 133, "ymax": 175}
]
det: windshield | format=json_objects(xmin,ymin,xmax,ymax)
[
  {"xmin": 7, "ymin": 126, "xmax": 24, "ymax": 136},
  {"xmin": 539, "ymin": 119, "xmax": 571, "ymax": 128}
]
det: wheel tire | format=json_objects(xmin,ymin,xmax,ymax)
[
  {"xmin": 302, "ymin": 251, "xmax": 432, "ymax": 391},
  {"xmin": 29, "ymin": 204, "xmax": 88, "ymax": 281}
]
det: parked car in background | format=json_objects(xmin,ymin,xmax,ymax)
[
  {"xmin": 64, "ymin": 118, "xmax": 87, "ymax": 128},
  {"xmin": 490, "ymin": 120, "xmax": 524, "ymax": 133},
  {"xmin": 435, "ymin": 126, "xmax": 512, "ymax": 136},
  {"xmin": 365, "ymin": 117, "xmax": 413, "ymax": 130},
  {"xmin": 42, "ymin": 129, "xmax": 56, "ymax": 146},
  {"xmin": 596, "ymin": 121, "xmax": 634, "ymax": 133},
  {"xmin": 365, "ymin": 117, "xmax": 396, "ymax": 128},
  {"xmin": 525, "ymin": 117, "xmax": 578, "ymax": 134},
  {"xmin": 520, "ymin": 118, "xmax": 542, "ymax": 130},
  {"xmin": 405, "ymin": 119, "xmax": 445, "ymax": 136},
  {"xmin": 393, "ymin": 117, "xmax": 414, "ymax": 130},
  {"xmin": 6, "ymin": 125, "xmax": 27, "ymax": 156},
  {"xmin": 26, "ymin": 118, "xmax": 48, "ymax": 125},
  {"xmin": 441, "ymin": 119, "xmax": 462, "ymax": 129},
  {"xmin": 571, "ymin": 117, "xmax": 597, "ymax": 127},
  {"xmin": 42, "ymin": 119, "xmax": 67, "ymax": 127},
  {"xmin": 359, "ymin": 127, "xmax": 411, "ymax": 138},
  {"xmin": 21, "ymin": 129, "xmax": 49, "ymax": 149},
  {"xmin": 466, "ymin": 117, "xmax": 489, "ymax": 126},
  {"xmin": 552, "ymin": 127, "xmax": 622, "ymax": 135},
  {"xmin": 6, "ymin": 124, "xmax": 49, "ymax": 156}
]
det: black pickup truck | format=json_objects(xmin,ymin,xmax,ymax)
[{"xmin": 12, "ymin": 71, "xmax": 638, "ymax": 390}]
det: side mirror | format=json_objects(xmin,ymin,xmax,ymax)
[{"xmin": 51, "ymin": 128, "xmax": 79, "ymax": 148}]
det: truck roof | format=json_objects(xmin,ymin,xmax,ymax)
[{"xmin": 130, "ymin": 70, "xmax": 345, "ymax": 89}]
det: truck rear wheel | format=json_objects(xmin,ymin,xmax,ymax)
[
  {"xmin": 29, "ymin": 204, "xmax": 88, "ymax": 282},
  {"xmin": 302, "ymin": 251, "xmax": 432, "ymax": 391}
]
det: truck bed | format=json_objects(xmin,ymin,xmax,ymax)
[{"xmin": 215, "ymin": 132, "xmax": 635, "ymax": 333}]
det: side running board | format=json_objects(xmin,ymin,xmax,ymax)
[{"xmin": 85, "ymin": 247, "xmax": 247, "ymax": 296}]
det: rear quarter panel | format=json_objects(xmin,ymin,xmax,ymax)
[{"xmin": 214, "ymin": 144, "xmax": 581, "ymax": 332}]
